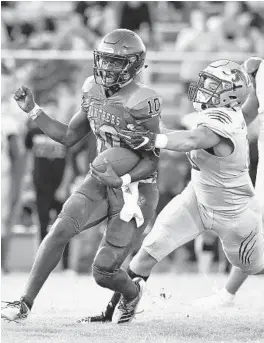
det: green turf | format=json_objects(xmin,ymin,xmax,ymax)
[{"xmin": 2, "ymin": 272, "xmax": 264, "ymax": 343}]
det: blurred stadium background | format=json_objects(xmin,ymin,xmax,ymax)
[
  {"xmin": 1, "ymin": 1, "xmax": 264, "ymax": 280},
  {"xmin": 2, "ymin": 2, "xmax": 264, "ymax": 342}
]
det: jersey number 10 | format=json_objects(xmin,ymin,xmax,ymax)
[
  {"xmin": 99, "ymin": 125, "xmax": 120, "ymax": 150},
  {"xmin": 148, "ymin": 98, "xmax": 161, "ymax": 116}
]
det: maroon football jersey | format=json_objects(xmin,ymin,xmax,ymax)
[{"xmin": 81, "ymin": 76, "xmax": 162, "ymax": 153}]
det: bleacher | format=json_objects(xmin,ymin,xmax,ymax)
[{"xmin": 1, "ymin": 49, "xmax": 256, "ymax": 120}]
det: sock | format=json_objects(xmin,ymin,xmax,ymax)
[
  {"xmin": 225, "ymin": 266, "xmax": 248, "ymax": 295},
  {"xmin": 127, "ymin": 266, "xmax": 149, "ymax": 282},
  {"xmin": 21, "ymin": 296, "xmax": 33, "ymax": 310},
  {"xmin": 105, "ymin": 292, "xmax": 121, "ymax": 318},
  {"xmin": 103, "ymin": 266, "xmax": 149, "ymax": 318}
]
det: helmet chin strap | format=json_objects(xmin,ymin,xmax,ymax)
[
  {"xmin": 102, "ymin": 64, "xmax": 146, "ymax": 95},
  {"xmin": 103, "ymin": 77, "xmax": 133, "ymax": 97}
]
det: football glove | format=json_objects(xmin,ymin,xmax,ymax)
[{"xmin": 118, "ymin": 129, "xmax": 157, "ymax": 151}]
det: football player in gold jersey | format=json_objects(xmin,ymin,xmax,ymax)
[
  {"xmin": 105, "ymin": 60, "xmax": 264, "ymax": 322},
  {"xmin": 192, "ymin": 57, "xmax": 264, "ymax": 309}
]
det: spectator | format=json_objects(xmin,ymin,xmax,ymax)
[
  {"xmin": 83, "ymin": 2, "xmax": 116, "ymax": 39},
  {"xmin": 175, "ymin": 8, "xmax": 217, "ymax": 113},
  {"xmin": 1, "ymin": 20, "xmax": 12, "ymax": 48},
  {"xmin": 27, "ymin": 16, "xmax": 57, "ymax": 50},
  {"xmin": 208, "ymin": 1, "xmax": 262, "ymax": 53},
  {"xmin": 53, "ymin": 13, "xmax": 98, "ymax": 50},
  {"xmin": 1, "ymin": 62, "xmax": 23, "ymax": 273},
  {"xmin": 23, "ymin": 98, "xmax": 70, "ymax": 271},
  {"xmin": 117, "ymin": 1, "xmax": 156, "ymax": 48}
]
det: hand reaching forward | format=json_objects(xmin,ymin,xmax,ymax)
[{"xmin": 118, "ymin": 129, "xmax": 157, "ymax": 151}]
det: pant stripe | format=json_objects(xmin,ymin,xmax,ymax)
[
  {"xmin": 245, "ymin": 240, "xmax": 257, "ymax": 265},
  {"xmin": 239, "ymin": 230, "xmax": 256, "ymax": 265}
]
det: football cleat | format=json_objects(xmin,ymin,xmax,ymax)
[
  {"xmin": 192, "ymin": 288, "xmax": 235, "ymax": 309},
  {"xmin": 77, "ymin": 312, "xmax": 111, "ymax": 324},
  {"xmin": 112, "ymin": 277, "xmax": 145, "ymax": 324},
  {"xmin": 1, "ymin": 298, "xmax": 31, "ymax": 322},
  {"xmin": 77, "ymin": 292, "xmax": 121, "ymax": 324}
]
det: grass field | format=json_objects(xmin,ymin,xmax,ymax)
[{"xmin": 1, "ymin": 272, "xmax": 264, "ymax": 343}]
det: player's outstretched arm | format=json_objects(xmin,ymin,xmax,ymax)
[
  {"xmin": 127, "ymin": 109, "xmax": 160, "ymax": 181},
  {"xmin": 119, "ymin": 126, "xmax": 220, "ymax": 153},
  {"xmin": 155, "ymin": 126, "xmax": 221, "ymax": 152},
  {"xmin": 14, "ymin": 85, "xmax": 91, "ymax": 147}
]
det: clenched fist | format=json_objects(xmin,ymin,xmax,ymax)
[{"xmin": 13, "ymin": 85, "xmax": 35, "ymax": 113}]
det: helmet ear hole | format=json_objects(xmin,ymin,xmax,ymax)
[
  {"xmin": 123, "ymin": 72, "xmax": 130, "ymax": 80},
  {"xmin": 211, "ymin": 97, "xmax": 219, "ymax": 105}
]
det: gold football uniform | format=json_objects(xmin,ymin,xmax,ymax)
[{"xmin": 142, "ymin": 107, "xmax": 264, "ymax": 274}]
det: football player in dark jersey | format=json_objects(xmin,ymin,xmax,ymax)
[{"xmin": 2, "ymin": 29, "xmax": 161, "ymax": 324}]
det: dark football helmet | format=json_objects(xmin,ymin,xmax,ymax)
[{"xmin": 93, "ymin": 29, "xmax": 146, "ymax": 89}]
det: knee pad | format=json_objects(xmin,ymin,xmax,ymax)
[
  {"xmin": 59, "ymin": 191, "xmax": 108, "ymax": 233},
  {"xmin": 59, "ymin": 193, "xmax": 89, "ymax": 233},
  {"xmin": 92, "ymin": 246, "xmax": 117, "ymax": 288}
]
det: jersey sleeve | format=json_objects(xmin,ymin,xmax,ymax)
[
  {"xmin": 126, "ymin": 87, "xmax": 162, "ymax": 124},
  {"xmin": 81, "ymin": 76, "xmax": 94, "ymax": 94},
  {"xmin": 81, "ymin": 76, "xmax": 94, "ymax": 111},
  {"xmin": 197, "ymin": 109, "xmax": 238, "ymax": 140}
]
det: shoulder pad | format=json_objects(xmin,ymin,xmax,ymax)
[
  {"xmin": 126, "ymin": 84, "xmax": 162, "ymax": 121},
  {"xmin": 81, "ymin": 76, "xmax": 95, "ymax": 93},
  {"xmin": 198, "ymin": 108, "xmax": 239, "ymax": 139},
  {"xmin": 202, "ymin": 108, "xmax": 233, "ymax": 125}
]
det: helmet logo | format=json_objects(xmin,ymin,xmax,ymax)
[
  {"xmin": 100, "ymin": 46, "xmax": 114, "ymax": 53},
  {"xmin": 230, "ymin": 69, "xmax": 240, "ymax": 82},
  {"xmin": 127, "ymin": 124, "xmax": 136, "ymax": 130}
]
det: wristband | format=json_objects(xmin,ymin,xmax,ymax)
[
  {"xmin": 121, "ymin": 174, "xmax": 132, "ymax": 186},
  {"xmin": 155, "ymin": 134, "xmax": 168, "ymax": 149},
  {"xmin": 28, "ymin": 104, "xmax": 43, "ymax": 120}
]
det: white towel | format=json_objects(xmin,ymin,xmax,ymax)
[{"xmin": 120, "ymin": 181, "xmax": 144, "ymax": 227}]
